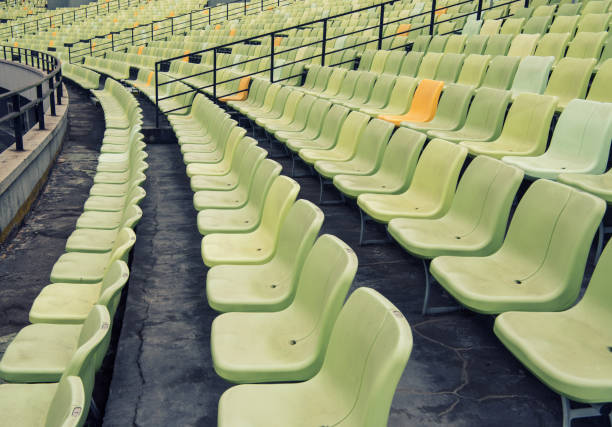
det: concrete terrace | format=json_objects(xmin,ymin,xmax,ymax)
[{"xmin": 0, "ymin": 82, "xmax": 607, "ymax": 427}]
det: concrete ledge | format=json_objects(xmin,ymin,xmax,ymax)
[{"xmin": 0, "ymin": 85, "xmax": 69, "ymax": 242}]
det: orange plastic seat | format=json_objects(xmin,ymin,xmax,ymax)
[
  {"xmin": 378, "ymin": 79, "xmax": 444, "ymax": 126},
  {"xmin": 397, "ymin": 23, "xmax": 411, "ymax": 36},
  {"xmin": 218, "ymin": 77, "xmax": 252, "ymax": 103}
]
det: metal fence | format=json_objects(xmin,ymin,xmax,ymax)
[{"xmin": 0, "ymin": 46, "xmax": 63, "ymax": 151}]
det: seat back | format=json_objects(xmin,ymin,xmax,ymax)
[
  {"xmin": 382, "ymin": 50, "xmax": 405, "ymax": 75},
  {"xmin": 311, "ymin": 66, "xmax": 333, "ymax": 92},
  {"xmin": 259, "ymin": 176, "xmax": 300, "ymax": 236},
  {"xmin": 290, "ymin": 94, "xmax": 317, "ymax": 129},
  {"xmin": 543, "ymin": 100, "xmax": 612, "ymax": 173},
  {"xmin": 351, "ymin": 119, "xmax": 395, "ymax": 169},
  {"xmin": 44, "ymin": 375, "xmax": 86, "ymax": 427},
  {"xmin": 463, "ymin": 34, "xmax": 489, "ymax": 55},
  {"xmin": 398, "ymin": 51, "xmax": 424, "ymax": 76},
  {"xmin": 444, "ymin": 34, "xmax": 467, "ymax": 53},
  {"xmin": 369, "ymin": 50, "xmax": 391, "ymax": 73},
  {"xmin": 434, "ymin": 53, "xmax": 465, "ymax": 83},
  {"xmin": 333, "ymin": 111, "xmax": 371, "ymax": 153},
  {"xmin": 511, "ymin": 56, "xmax": 554, "ymax": 96},
  {"xmin": 412, "ymin": 35, "xmax": 431, "ymax": 52},
  {"xmin": 383, "ymin": 76, "xmax": 418, "ymax": 115},
  {"xmin": 534, "ymin": 33, "xmax": 571, "ymax": 62},
  {"xmin": 406, "ymin": 79, "xmax": 444, "ymax": 122},
  {"xmin": 507, "ymin": 34, "xmax": 540, "ymax": 58},
  {"xmin": 483, "ymin": 34, "xmax": 513, "ymax": 55},
  {"xmin": 302, "ymin": 64, "xmax": 321, "ymax": 89},
  {"xmin": 430, "ymin": 83, "xmax": 475, "ymax": 128},
  {"xmin": 313, "ymin": 104, "xmax": 351, "ymax": 149},
  {"xmin": 269, "ymin": 200, "xmax": 325, "ymax": 303},
  {"xmin": 365, "ymin": 74, "xmax": 396, "ymax": 108},
  {"xmin": 556, "ymin": 3, "xmax": 581, "ymax": 16},
  {"xmin": 544, "ymin": 57, "xmax": 596, "ymax": 105},
  {"xmin": 481, "ymin": 55, "xmax": 520, "ymax": 89},
  {"xmin": 407, "ymin": 138, "xmax": 467, "ymax": 214},
  {"xmin": 110, "ymin": 227, "xmax": 137, "ymax": 264},
  {"xmin": 314, "ymin": 287, "xmax": 412, "ymax": 427},
  {"xmin": 416, "ymin": 52, "xmax": 443, "ymax": 79},
  {"xmin": 577, "ymin": 12, "xmax": 611, "ymax": 32},
  {"xmin": 444, "ymin": 156, "xmax": 524, "ymax": 256},
  {"xmin": 350, "ymin": 72, "xmax": 377, "ymax": 104},
  {"xmin": 358, "ymin": 50, "xmax": 376, "ymax": 71},
  {"xmin": 336, "ymin": 70, "xmax": 360, "ymax": 98},
  {"xmin": 428, "ymin": 35, "xmax": 449, "ymax": 52},
  {"xmin": 322, "ymin": 68, "xmax": 347, "ymax": 96},
  {"xmin": 97, "ymin": 260, "xmax": 130, "ymax": 319},
  {"xmin": 375, "ymin": 127, "xmax": 426, "ymax": 192},
  {"xmin": 587, "ymin": 59, "xmax": 612, "ymax": 102},
  {"xmin": 480, "ymin": 19, "xmax": 502, "ymax": 35},
  {"xmin": 288, "ymin": 234, "xmax": 359, "ymax": 384},
  {"xmin": 456, "ymin": 54, "xmax": 491, "ymax": 87},
  {"xmin": 575, "ymin": 237, "xmax": 612, "ymax": 318},
  {"xmin": 500, "ymin": 17, "xmax": 525, "ymax": 35},
  {"xmin": 497, "ymin": 180, "xmax": 605, "ymax": 309},
  {"xmin": 65, "ymin": 305, "xmax": 111, "ymax": 413},
  {"xmin": 246, "ymin": 159, "xmax": 282, "ymax": 212},
  {"xmin": 462, "ymin": 19, "xmax": 483, "ymax": 35},
  {"xmin": 522, "ymin": 15, "xmax": 552, "ymax": 34},
  {"xmin": 566, "ymin": 31, "xmax": 607, "ymax": 59},
  {"xmin": 461, "ymin": 88, "xmax": 511, "ymax": 138}
]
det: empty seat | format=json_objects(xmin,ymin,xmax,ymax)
[
  {"xmin": 433, "ymin": 53, "xmax": 465, "ymax": 83},
  {"xmin": 510, "ymin": 56, "xmax": 555, "ymax": 97},
  {"xmin": 333, "ymin": 128, "xmax": 426, "ymax": 199},
  {"xmin": 416, "ymin": 52, "xmax": 443, "ymax": 79},
  {"xmin": 587, "ymin": 59, "xmax": 612, "ymax": 102},
  {"xmin": 534, "ymin": 33, "xmax": 571, "ymax": 63},
  {"xmin": 500, "ymin": 17, "xmax": 525, "ymax": 35},
  {"xmin": 206, "ymin": 200, "xmax": 324, "ymax": 313},
  {"xmin": 507, "ymin": 34, "xmax": 540, "ymax": 57},
  {"xmin": 388, "ymin": 156, "xmax": 523, "ymax": 259},
  {"xmin": 357, "ymin": 138, "xmax": 467, "ymax": 223},
  {"xmin": 558, "ymin": 169, "xmax": 612, "ymax": 204},
  {"xmin": 398, "ymin": 51, "xmax": 424, "ymax": 77},
  {"xmin": 577, "ymin": 13, "xmax": 611, "ymax": 33},
  {"xmin": 565, "ymin": 31, "xmax": 607, "ymax": 59},
  {"xmin": 360, "ymin": 76, "xmax": 418, "ymax": 117},
  {"xmin": 483, "ymin": 34, "xmax": 513, "ymax": 55},
  {"xmin": 455, "ymin": 54, "xmax": 491, "ymax": 87},
  {"xmin": 480, "ymin": 19, "xmax": 502, "ymax": 35},
  {"xmin": 461, "ymin": 93, "xmax": 557, "ymax": 158},
  {"xmin": 428, "ymin": 88, "xmax": 512, "ymax": 143},
  {"xmin": 548, "ymin": 14, "xmax": 579, "ymax": 34},
  {"xmin": 503, "ymin": 100, "xmax": 612, "ymax": 180},
  {"xmin": 217, "ymin": 287, "xmax": 412, "ymax": 427},
  {"xmin": 378, "ymin": 79, "xmax": 444, "ymax": 126},
  {"xmin": 463, "ymin": 34, "xmax": 489, "ymax": 54},
  {"xmin": 522, "ymin": 15, "xmax": 552, "ymax": 34},
  {"xmin": 211, "ymin": 234, "xmax": 358, "ymax": 383},
  {"xmin": 543, "ymin": 57, "xmax": 596, "ymax": 110},
  {"xmin": 430, "ymin": 179, "xmax": 605, "ymax": 314},
  {"xmin": 494, "ymin": 237, "xmax": 612, "ymax": 426}
]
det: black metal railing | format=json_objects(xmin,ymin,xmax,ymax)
[
  {"xmin": 66, "ymin": 0, "xmax": 295, "ymax": 63},
  {"xmin": 0, "ymin": 46, "xmax": 63, "ymax": 151},
  {"xmin": 0, "ymin": 0, "xmax": 146, "ymax": 40},
  {"xmin": 152, "ymin": 0, "xmax": 526, "ymax": 126}
]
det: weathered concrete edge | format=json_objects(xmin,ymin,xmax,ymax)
[{"xmin": 0, "ymin": 85, "xmax": 69, "ymax": 243}]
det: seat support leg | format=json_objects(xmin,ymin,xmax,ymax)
[
  {"xmin": 561, "ymin": 396, "xmax": 612, "ymax": 427},
  {"xmin": 421, "ymin": 259, "xmax": 462, "ymax": 315},
  {"xmin": 359, "ymin": 211, "xmax": 391, "ymax": 246},
  {"xmin": 291, "ymin": 155, "xmax": 314, "ymax": 178},
  {"xmin": 319, "ymin": 176, "xmax": 345, "ymax": 205}
]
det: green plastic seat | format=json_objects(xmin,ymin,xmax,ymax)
[
  {"xmin": 185, "ymin": 131, "xmax": 251, "ymax": 177},
  {"xmin": 189, "ymin": 138, "xmax": 257, "ymax": 191},
  {"xmin": 444, "ymin": 34, "xmax": 467, "ymax": 53},
  {"xmin": 555, "ymin": 3, "xmax": 581, "ymax": 17},
  {"xmin": 398, "ymin": 51, "xmax": 424, "ymax": 77},
  {"xmin": 428, "ymin": 35, "xmax": 449, "ymax": 52},
  {"xmin": 217, "ymin": 287, "xmax": 412, "ymax": 427},
  {"xmin": 455, "ymin": 54, "xmax": 491, "ymax": 87},
  {"xmin": 428, "ymin": 88, "xmax": 511, "ymax": 142},
  {"xmin": 201, "ymin": 177, "xmax": 300, "ymax": 267},
  {"xmin": 285, "ymin": 104, "xmax": 350, "ymax": 152},
  {"xmin": 0, "ymin": 305, "xmax": 111, "ymax": 383},
  {"xmin": 548, "ymin": 15, "xmax": 579, "ymax": 35},
  {"xmin": 480, "ymin": 55, "xmax": 520, "ymax": 89},
  {"xmin": 83, "ymin": 186, "xmax": 145, "ymax": 213},
  {"xmin": 416, "ymin": 52, "xmax": 443, "ymax": 79},
  {"xmin": 382, "ymin": 50, "xmax": 406, "ymax": 74},
  {"xmin": 357, "ymin": 138, "xmax": 468, "ymax": 223},
  {"xmin": 303, "ymin": 67, "xmax": 346, "ymax": 98},
  {"xmin": 211, "ymin": 234, "xmax": 357, "ymax": 383},
  {"xmin": 506, "ymin": 34, "xmax": 540, "ymax": 58},
  {"xmin": 503, "ymin": 100, "xmax": 612, "ymax": 180},
  {"xmin": 494, "ymin": 237, "xmax": 612, "ymax": 425},
  {"xmin": 335, "ymin": 72, "xmax": 377, "ymax": 109},
  {"xmin": 249, "ymin": 86, "xmax": 292, "ymax": 122},
  {"xmin": 534, "ymin": 32, "xmax": 571, "ymax": 63},
  {"xmin": 314, "ymin": 118, "xmax": 395, "ymax": 179},
  {"xmin": 295, "ymin": 66, "xmax": 333, "ymax": 95},
  {"xmin": 412, "ymin": 35, "xmax": 432, "ymax": 52},
  {"xmin": 587, "ymin": 59, "xmax": 612, "ymax": 102},
  {"xmin": 359, "ymin": 76, "xmax": 418, "ymax": 117},
  {"xmin": 577, "ymin": 12, "xmax": 611, "ymax": 32},
  {"xmin": 297, "ymin": 65, "xmax": 321, "ymax": 91},
  {"xmin": 500, "ymin": 17, "xmax": 525, "ymax": 35},
  {"xmin": 193, "ymin": 146, "xmax": 268, "ymax": 211},
  {"xmin": 255, "ymin": 91, "xmax": 304, "ymax": 129},
  {"xmin": 522, "ymin": 15, "xmax": 552, "ymax": 34},
  {"xmin": 558, "ymin": 168, "xmax": 612, "ymax": 203},
  {"xmin": 196, "ymin": 160, "xmax": 281, "ymax": 235},
  {"xmin": 430, "ymin": 179, "xmax": 606, "ymax": 314},
  {"xmin": 532, "ymin": 4, "xmax": 556, "ymax": 16},
  {"xmin": 49, "ymin": 228, "xmax": 136, "ymax": 284},
  {"xmin": 543, "ymin": 57, "xmax": 596, "ymax": 111},
  {"xmin": 433, "ymin": 53, "xmax": 465, "ymax": 83},
  {"xmin": 369, "ymin": 50, "xmax": 391, "ymax": 74},
  {"xmin": 388, "ymin": 156, "xmax": 523, "ymax": 259},
  {"xmin": 29, "ymin": 260, "xmax": 129, "ymax": 325},
  {"xmin": 333, "ymin": 127, "xmax": 426, "ymax": 199},
  {"xmin": 480, "ymin": 19, "xmax": 502, "ymax": 35},
  {"xmin": 483, "ymin": 34, "xmax": 513, "ymax": 55},
  {"xmin": 0, "ymin": 375, "xmax": 85, "ymax": 427},
  {"xmin": 510, "ymin": 56, "xmax": 554, "ymax": 97},
  {"xmin": 403, "ymin": 84, "xmax": 474, "ymax": 132},
  {"xmin": 513, "ymin": 7, "xmax": 534, "ymax": 19},
  {"xmin": 318, "ymin": 70, "xmax": 359, "ymax": 101},
  {"xmin": 206, "ymin": 200, "xmax": 324, "ymax": 313},
  {"xmin": 565, "ymin": 31, "xmax": 607, "ymax": 59},
  {"xmin": 357, "ymin": 50, "xmax": 376, "ymax": 71},
  {"xmin": 65, "ymin": 205, "xmax": 142, "ymax": 253},
  {"xmin": 275, "ymin": 98, "xmax": 332, "ymax": 143},
  {"xmin": 462, "ymin": 19, "xmax": 484, "ymax": 35},
  {"xmin": 298, "ymin": 111, "xmax": 370, "ymax": 165},
  {"xmin": 263, "ymin": 94, "xmax": 317, "ymax": 134},
  {"xmin": 463, "ymin": 34, "xmax": 489, "ymax": 54},
  {"xmin": 461, "ymin": 93, "xmax": 557, "ymax": 159}
]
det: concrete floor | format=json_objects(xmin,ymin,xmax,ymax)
[{"xmin": 0, "ymin": 85, "xmax": 608, "ymax": 426}]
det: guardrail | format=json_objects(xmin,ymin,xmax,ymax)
[
  {"xmin": 153, "ymin": 0, "xmax": 525, "ymax": 126},
  {"xmin": 66, "ymin": 0, "xmax": 295, "ymax": 63},
  {"xmin": 0, "ymin": 46, "xmax": 63, "ymax": 151},
  {"xmin": 0, "ymin": 0, "xmax": 146, "ymax": 40}
]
